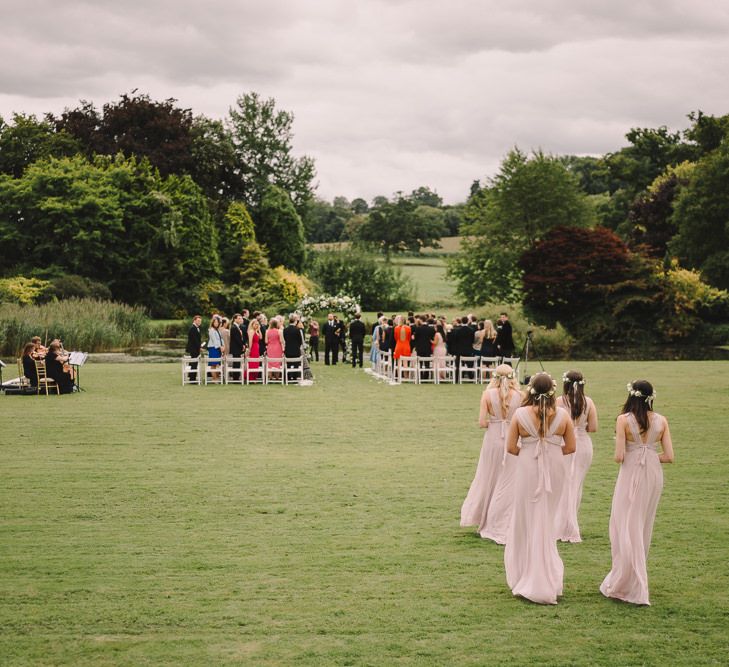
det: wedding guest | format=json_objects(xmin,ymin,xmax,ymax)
[
  {"xmin": 495, "ymin": 312, "xmax": 515, "ymax": 358},
  {"xmin": 21, "ymin": 342, "xmax": 39, "ymax": 388},
  {"xmin": 265, "ymin": 317, "xmax": 285, "ymax": 378},
  {"xmin": 185, "ymin": 315, "xmax": 203, "ymax": 381},
  {"xmin": 412, "ymin": 316, "xmax": 434, "ymax": 358},
  {"xmin": 480, "ymin": 320, "xmax": 498, "ymax": 357},
  {"xmin": 554, "ymin": 370, "xmax": 598, "ymax": 543},
  {"xmin": 247, "ymin": 320, "xmax": 263, "ymax": 382},
  {"xmin": 258, "ymin": 313, "xmax": 268, "ymax": 357},
  {"xmin": 504, "ymin": 373, "xmax": 576, "ymax": 604},
  {"xmin": 384, "ymin": 317, "xmax": 396, "ymax": 354},
  {"xmin": 432, "ymin": 322, "xmax": 448, "ymax": 379},
  {"xmin": 207, "ymin": 315, "xmax": 225, "ymax": 381},
  {"xmin": 461, "ymin": 365, "xmax": 522, "ymax": 542},
  {"xmin": 308, "ymin": 319, "xmax": 320, "ymax": 362},
  {"xmin": 296, "ymin": 318, "xmax": 314, "ymax": 381},
  {"xmin": 349, "ymin": 313, "xmax": 366, "ymax": 368},
  {"xmin": 473, "ymin": 321, "xmax": 485, "ymax": 357},
  {"xmin": 283, "ymin": 314, "xmax": 303, "ymax": 370},
  {"xmin": 44, "ymin": 340, "xmax": 75, "ymax": 394},
  {"xmin": 370, "ymin": 316, "xmax": 385, "ymax": 367},
  {"xmin": 220, "ymin": 317, "xmax": 231, "ymax": 356},
  {"xmin": 393, "ymin": 315, "xmax": 411, "ymax": 360},
  {"xmin": 229, "ymin": 314, "xmax": 245, "ymax": 381},
  {"xmin": 600, "ymin": 380, "xmax": 674, "ymax": 606}
]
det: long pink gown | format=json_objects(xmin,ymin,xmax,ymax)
[
  {"xmin": 554, "ymin": 396, "xmax": 594, "ymax": 543},
  {"xmin": 266, "ymin": 330, "xmax": 284, "ymax": 369},
  {"xmin": 600, "ymin": 413, "xmax": 664, "ymax": 605},
  {"xmin": 460, "ymin": 389, "xmax": 522, "ymax": 540},
  {"xmin": 504, "ymin": 407, "xmax": 569, "ymax": 604},
  {"xmin": 247, "ymin": 333, "xmax": 261, "ymax": 381}
]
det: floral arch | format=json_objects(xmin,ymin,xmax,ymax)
[{"xmin": 294, "ymin": 293, "xmax": 361, "ymax": 323}]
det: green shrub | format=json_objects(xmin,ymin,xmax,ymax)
[
  {"xmin": 0, "ymin": 276, "xmax": 52, "ymax": 304},
  {"xmin": 307, "ymin": 249, "xmax": 415, "ymax": 310},
  {"xmin": 46, "ymin": 274, "xmax": 113, "ymax": 301},
  {"xmin": 0, "ymin": 298, "xmax": 150, "ymax": 355}
]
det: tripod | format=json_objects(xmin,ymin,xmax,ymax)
[{"xmin": 515, "ymin": 330, "xmax": 544, "ymax": 385}]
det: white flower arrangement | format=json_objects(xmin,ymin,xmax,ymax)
[
  {"xmin": 626, "ymin": 382, "xmax": 656, "ymax": 403},
  {"xmin": 528, "ymin": 378, "xmax": 557, "ymax": 399},
  {"xmin": 294, "ymin": 293, "xmax": 362, "ymax": 323},
  {"xmin": 562, "ymin": 372, "xmax": 586, "ymax": 385}
]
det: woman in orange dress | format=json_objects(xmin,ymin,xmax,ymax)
[{"xmin": 393, "ymin": 316, "xmax": 412, "ymax": 360}]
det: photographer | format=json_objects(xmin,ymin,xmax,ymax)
[{"xmin": 495, "ymin": 312, "xmax": 515, "ymax": 357}]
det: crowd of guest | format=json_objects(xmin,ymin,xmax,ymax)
[
  {"xmin": 185, "ymin": 309, "xmax": 313, "ymax": 382},
  {"xmin": 20, "ymin": 336, "xmax": 76, "ymax": 394},
  {"xmin": 368, "ymin": 311, "xmax": 516, "ymax": 369}
]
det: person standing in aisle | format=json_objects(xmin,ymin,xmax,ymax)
[{"xmin": 349, "ymin": 313, "xmax": 366, "ymax": 368}]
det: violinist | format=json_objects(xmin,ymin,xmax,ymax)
[{"xmin": 45, "ymin": 340, "xmax": 75, "ymax": 393}]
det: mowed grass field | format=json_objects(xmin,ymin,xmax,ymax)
[
  {"xmin": 391, "ymin": 256, "xmax": 456, "ymax": 305},
  {"xmin": 1, "ymin": 361, "xmax": 728, "ymax": 666}
]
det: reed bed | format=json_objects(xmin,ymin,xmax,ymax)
[{"xmin": 0, "ymin": 298, "xmax": 151, "ymax": 355}]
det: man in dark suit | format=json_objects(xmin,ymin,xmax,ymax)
[
  {"xmin": 323, "ymin": 313, "xmax": 338, "ymax": 365},
  {"xmin": 412, "ymin": 316, "xmax": 435, "ymax": 357},
  {"xmin": 185, "ymin": 315, "xmax": 202, "ymax": 381},
  {"xmin": 495, "ymin": 312, "xmax": 515, "ymax": 358},
  {"xmin": 349, "ymin": 313, "xmax": 366, "ymax": 368},
  {"xmin": 283, "ymin": 315, "xmax": 303, "ymax": 370},
  {"xmin": 229, "ymin": 313, "xmax": 245, "ymax": 381},
  {"xmin": 240, "ymin": 309, "xmax": 250, "ymax": 352}
]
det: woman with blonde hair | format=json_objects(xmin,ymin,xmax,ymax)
[
  {"xmin": 554, "ymin": 370, "xmax": 598, "ymax": 543},
  {"xmin": 504, "ymin": 372, "xmax": 576, "ymax": 604},
  {"xmin": 246, "ymin": 319, "xmax": 262, "ymax": 382},
  {"xmin": 480, "ymin": 320, "xmax": 498, "ymax": 357},
  {"xmin": 265, "ymin": 317, "xmax": 285, "ymax": 377},
  {"xmin": 461, "ymin": 365, "xmax": 523, "ymax": 541},
  {"xmin": 600, "ymin": 380, "xmax": 674, "ymax": 605},
  {"xmin": 393, "ymin": 315, "xmax": 411, "ymax": 360}
]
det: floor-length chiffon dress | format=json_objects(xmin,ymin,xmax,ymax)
[
  {"xmin": 600, "ymin": 413, "xmax": 665, "ymax": 605},
  {"xmin": 460, "ymin": 389, "xmax": 522, "ymax": 539},
  {"xmin": 504, "ymin": 406, "xmax": 569, "ymax": 604}
]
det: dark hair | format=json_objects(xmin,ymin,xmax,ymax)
[
  {"xmin": 562, "ymin": 370, "xmax": 587, "ymax": 420},
  {"xmin": 354, "ymin": 313, "xmax": 361, "ymax": 319},
  {"xmin": 622, "ymin": 380, "xmax": 654, "ymax": 433},
  {"xmin": 22, "ymin": 342, "xmax": 36, "ymax": 357},
  {"xmin": 192, "ymin": 314, "xmax": 202, "ymax": 320},
  {"xmin": 522, "ymin": 372, "xmax": 556, "ymax": 437},
  {"xmin": 500, "ymin": 312, "xmax": 508, "ymax": 317}
]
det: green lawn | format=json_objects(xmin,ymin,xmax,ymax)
[
  {"xmin": 391, "ymin": 256, "xmax": 457, "ymax": 306},
  {"xmin": 2, "ymin": 361, "xmax": 728, "ymax": 665}
]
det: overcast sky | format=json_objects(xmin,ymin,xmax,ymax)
[{"xmin": 2, "ymin": 0, "xmax": 729, "ymax": 203}]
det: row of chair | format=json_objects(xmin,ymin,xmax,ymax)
[
  {"xmin": 372, "ymin": 353, "xmax": 520, "ymax": 384},
  {"xmin": 182, "ymin": 355, "xmax": 306, "ymax": 386}
]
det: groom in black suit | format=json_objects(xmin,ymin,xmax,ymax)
[{"xmin": 349, "ymin": 313, "xmax": 366, "ymax": 368}]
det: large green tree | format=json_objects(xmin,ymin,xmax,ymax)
[
  {"xmin": 670, "ymin": 141, "xmax": 729, "ymax": 290},
  {"xmin": 256, "ymin": 185, "xmax": 306, "ymax": 271},
  {"xmin": 355, "ymin": 196, "xmax": 445, "ymax": 257},
  {"xmin": 448, "ymin": 148, "xmax": 595, "ymax": 304},
  {"xmin": 227, "ymin": 92, "xmax": 316, "ymax": 214}
]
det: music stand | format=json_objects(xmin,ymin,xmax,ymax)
[
  {"xmin": 69, "ymin": 352, "xmax": 88, "ymax": 392},
  {"xmin": 0, "ymin": 359, "xmax": 5, "ymax": 390}
]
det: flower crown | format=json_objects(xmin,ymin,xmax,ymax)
[
  {"xmin": 626, "ymin": 382, "xmax": 656, "ymax": 403},
  {"xmin": 529, "ymin": 377, "xmax": 557, "ymax": 399},
  {"xmin": 495, "ymin": 369, "xmax": 516, "ymax": 380},
  {"xmin": 562, "ymin": 372, "xmax": 585, "ymax": 386}
]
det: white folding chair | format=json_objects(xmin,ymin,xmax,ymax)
[
  {"xmin": 502, "ymin": 356, "xmax": 520, "ymax": 367},
  {"xmin": 224, "ymin": 356, "xmax": 244, "ymax": 385},
  {"xmin": 479, "ymin": 356, "xmax": 500, "ymax": 383},
  {"xmin": 181, "ymin": 356, "xmax": 201, "ymax": 386},
  {"xmin": 285, "ymin": 357, "xmax": 304, "ymax": 385},
  {"xmin": 245, "ymin": 356, "xmax": 265, "ymax": 384},
  {"xmin": 377, "ymin": 351, "xmax": 392, "ymax": 380},
  {"xmin": 416, "ymin": 356, "xmax": 436, "ymax": 384},
  {"xmin": 204, "ymin": 355, "xmax": 223, "ymax": 385},
  {"xmin": 265, "ymin": 356, "xmax": 285, "ymax": 384},
  {"xmin": 437, "ymin": 355, "xmax": 456, "ymax": 384},
  {"xmin": 458, "ymin": 356, "xmax": 479, "ymax": 384},
  {"xmin": 398, "ymin": 355, "xmax": 418, "ymax": 384}
]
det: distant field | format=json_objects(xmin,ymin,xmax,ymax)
[{"xmin": 311, "ymin": 235, "xmax": 464, "ymax": 255}]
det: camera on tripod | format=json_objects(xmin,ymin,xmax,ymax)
[{"xmin": 517, "ymin": 328, "xmax": 543, "ymax": 385}]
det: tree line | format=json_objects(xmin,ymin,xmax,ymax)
[{"xmin": 449, "ymin": 111, "xmax": 729, "ymax": 347}]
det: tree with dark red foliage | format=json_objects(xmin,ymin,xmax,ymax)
[
  {"xmin": 50, "ymin": 92, "xmax": 195, "ymax": 177},
  {"xmin": 519, "ymin": 226, "xmax": 660, "ymax": 341}
]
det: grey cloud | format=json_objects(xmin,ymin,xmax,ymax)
[{"xmin": 1, "ymin": 1, "xmax": 729, "ymax": 202}]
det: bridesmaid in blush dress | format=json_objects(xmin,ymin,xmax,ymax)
[
  {"xmin": 600, "ymin": 380, "xmax": 674, "ymax": 606},
  {"xmin": 554, "ymin": 370, "xmax": 598, "ymax": 543},
  {"xmin": 460, "ymin": 365, "xmax": 522, "ymax": 542},
  {"xmin": 504, "ymin": 373, "xmax": 576, "ymax": 605}
]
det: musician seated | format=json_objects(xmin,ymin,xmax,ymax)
[
  {"xmin": 30, "ymin": 336, "xmax": 47, "ymax": 359},
  {"xmin": 45, "ymin": 340, "xmax": 75, "ymax": 394},
  {"xmin": 21, "ymin": 342, "xmax": 39, "ymax": 388}
]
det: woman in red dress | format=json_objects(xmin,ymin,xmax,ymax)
[{"xmin": 393, "ymin": 316, "xmax": 412, "ymax": 360}]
